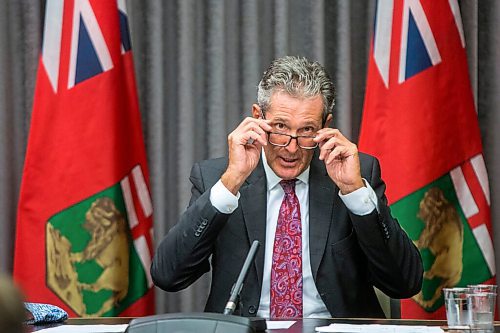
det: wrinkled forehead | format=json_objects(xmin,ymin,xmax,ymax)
[{"xmin": 265, "ymin": 92, "xmax": 324, "ymax": 125}]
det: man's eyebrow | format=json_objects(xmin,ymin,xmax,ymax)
[
  {"xmin": 296, "ymin": 119, "xmax": 322, "ymax": 129},
  {"xmin": 270, "ymin": 116, "xmax": 288, "ymax": 123},
  {"xmin": 269, "ymin": 116, "xmax": 320, "ymax": 127},
  {"xmin": 302, "ymin": 120, "xmax": 320, "ymax": 126}
]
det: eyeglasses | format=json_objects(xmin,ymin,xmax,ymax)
[
  {"xmin": 259, "ymin": 108, "xmax": 318, "ymax": 150},
  {"xmin": 267, "ymin": 132, "xmax": 318, "ymax": 149}
]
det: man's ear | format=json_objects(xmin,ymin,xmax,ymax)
[
  {"xmin": 252, "ymin": 104, "xmax": 262, "ymax": 119},
  {"xmin": 324, "ymin": 114, "xmax": 333, "ymax": 128}
]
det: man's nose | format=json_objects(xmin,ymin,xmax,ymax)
[{"xmin": 285, "ymin": 137, "xmax": 299, "ymax": 153}]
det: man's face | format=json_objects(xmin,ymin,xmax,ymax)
[{"xmin": 253, "ymin": 92, "xmax": 325, "ymax": 180}]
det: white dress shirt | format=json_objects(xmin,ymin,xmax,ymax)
[{"xmin": 209, "ymin": 152, "xmax": 379, "ymax": 318}]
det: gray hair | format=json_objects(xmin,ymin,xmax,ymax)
[{"xmin": 257, "ymin": 56, "xmax": 335, "ymax": 121}]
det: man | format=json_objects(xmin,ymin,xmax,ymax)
[{"xmin": 151, "ymin": 56, "xmax": 423, "ymax": 318}]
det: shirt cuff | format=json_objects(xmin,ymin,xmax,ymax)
[
  {"xmin": 210, "ymin": 179, "xmax": 240, "ymax": 214},
  {"xmin": 338, "ymin": 179, "xmax": 379, "ymax": 216}
]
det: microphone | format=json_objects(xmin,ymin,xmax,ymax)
[
  {"xmin": 126, "ymin": 240, "xmax": 266, "ymax": 333},
  {"xmin": 223, "ymin": 240, "xmax": 260, "ymax": 315}
]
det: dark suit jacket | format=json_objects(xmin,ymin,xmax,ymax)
[{"xmin": 151, "ymin": 152, "xmax": 423, "ymax": 318}]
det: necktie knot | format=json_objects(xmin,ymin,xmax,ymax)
[{"xmin": 280, "ymin": 179, "xmax": 297, "ymax": 195}]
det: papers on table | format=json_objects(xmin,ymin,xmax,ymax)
[
  {"xmin": 35, "ymin": 324, "xmax": 128, "ymax": 333},
  {"xmin": 266, "ymin": 320, "xmax": 296, "ymax": 329},
  {"xmin": 315, "ymin": 323, "xmax": 444, "ymax": 333}
]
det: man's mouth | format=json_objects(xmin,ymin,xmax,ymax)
[{"xmin": 279, "ymin": 156, "xmax": 299, "ymax": 166}]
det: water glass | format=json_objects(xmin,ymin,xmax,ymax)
[
  {"xmin": 468, "ymin": 292, "xmax": 496, "ymax": 331},
  {"xmin": 443, "ymin": 288, "xmax": 472, "ymax": 329}
]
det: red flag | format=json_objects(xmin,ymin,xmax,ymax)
[
  {"xmin": 14, "ymin": 0, "xmax": 154, "ymax": 317},
  {"xmin": 359, "ymin": 0, "xmax": 495, "ymax": 318}
]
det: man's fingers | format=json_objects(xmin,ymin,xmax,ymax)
[
  {"xmin": 319, "ymin": 141, "xmax": 354, "ymax": 164},
  {"xmin": 241, "ymin": 117, "xmax": 272, "ymax": 132},
  {"xmin": 326, "ymin": 146, "xmax": 348, "ymax": 164},
  {"xmin": 319, "ymin": 137, "xmax": 339, "ymax": 160},
  {"xmin": 314, "ymin": 128, "xmax": 340, "ymax": 142},
  {"xmin": 245, "ymin": 130, "xmax": 267, "ymax": 146},
  {"xmin": 239, "ymin": 118, "xmax": 270, "ymax": 146}
]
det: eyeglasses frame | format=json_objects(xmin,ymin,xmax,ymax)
[{"xmin": 258, "ymin": 108, "xmax": 319, "ymax": 150}]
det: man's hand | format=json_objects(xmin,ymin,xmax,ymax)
[
  {"xmin": 221, "ymin": 117, "xmax": 272, "ymax": 194},
  {"xmin": 314, "ymin": 128, "xmax": 364, "ymax": 194}
]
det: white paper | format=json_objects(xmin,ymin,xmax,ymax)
[
  {"xmin": 266, "ymin": 320, "xmax": 296, "ymax": 329},
  {"xmin": 315, "ymin": 323, "xmax": 444, "ymax": 333},
  {"xmin": 35, "ymin": 324, "xmax": 129, "ymax": 333}
]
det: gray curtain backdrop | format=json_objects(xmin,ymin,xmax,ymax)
[{"xmin": 0, "ymin": 0, "xmax": 499, "ymax": 315}]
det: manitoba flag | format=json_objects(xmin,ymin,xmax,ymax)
[
  {"xmin": 13, "ymin": 0, "xmax": 155, "ymax": 317},
  {"xmin": 359, "ymin": 0, "xmax": 495, "ymax": 318}
]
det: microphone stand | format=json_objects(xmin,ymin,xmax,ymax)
[{"xmin": 223, "ymin": 240, "xmax": 260, "ymax": 315}]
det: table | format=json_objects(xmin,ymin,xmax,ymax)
[
  {"xmin": 28, "ymin": 317, "xmax": 132, "ymax": 332},
  {"xmin": 27, "ymin": 317, "xmax": 500, "ymax": 332}
]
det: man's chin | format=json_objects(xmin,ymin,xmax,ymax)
[{"xmin": 273, "ymin": 165, "xmax": 302, "ymax": 180}]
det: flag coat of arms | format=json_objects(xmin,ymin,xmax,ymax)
[
  {"xmin": 359, "ymin": 0, "xmax": 495, "ymax": 318},
  {"xmin": 14, "ymin": 0, "xmax": 155, "ymax": 317}
]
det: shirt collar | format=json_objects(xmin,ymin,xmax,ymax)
[{"xmin": 261, "ymin": 150, "xmax": 310, "ymax": 191}]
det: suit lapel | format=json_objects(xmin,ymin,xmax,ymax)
[
  {"xmin": 308, "ymin": 156, "xmax": 336, "ymax": 280},
  {"xmin": 240, "ymin": 162, "xmax": 267, "ymax": 288}
]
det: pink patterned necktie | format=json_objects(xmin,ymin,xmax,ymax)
[{"xmin": 270, "ymin": 179, "xmax": 303, "ymax": 318}]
